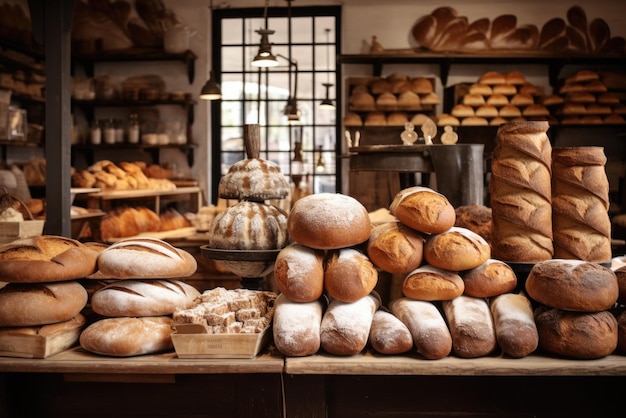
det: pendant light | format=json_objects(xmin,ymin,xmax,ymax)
[
  {"xmin": 319, "ymin": 28, "xmax": 335, "ymax": 110},
  {"xmin": 282, "ymin": 0, "xmax": 300, "ymax": 124},
  {"xmin": 199, "ymin": 70, "xmax": 221, "ymax": 100},
  {"xmin": 315, "ymin": 145, "xmax": 325, "ymax": 172},
  {"xmin": 251, "ymin": 0, "xmax": 279, "ymax": 68}
]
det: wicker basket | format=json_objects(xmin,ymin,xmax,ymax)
[{"xmin": 0, "ymin": 187, "xmax": 44, "ymax": 244}]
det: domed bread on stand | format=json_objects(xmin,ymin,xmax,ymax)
[{"xmin": 217, "ymin": 124, "xmax": 290, "ymax": 201}]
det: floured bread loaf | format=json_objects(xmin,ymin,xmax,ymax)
[
  {"xmin": 490, "ymin": 293, "xmax": 538, "ymax": 358},
  {"xmin": 91, "ymin": 279, "xmax": 201, "ymax": 317},
  {"xmin": 389, "ymin": 186, "xmax": 455, "ymax": 234},
  {"xmin": 324, "ymin": 248, "xmax": 378, "ymax": 303},
  {"xmin": 367, "ymin": 222, "xmax": 424, "ymax": 275},
  {"xmin": 218, "ymin": 158, "xmax": 290, "ymax": 201},
  {"xmin": 551, "ymin": 147, "xmax": 611, "ymax": 262},
  {"xmin": 462, "ymin": 259, "xmax": 517, "ymax": 298},
  {"xmin": 274, "ymin": 243, "xmax": 325, "ymax": 303},
  {"xmin": 173, "ymin": 287, "xmax": 277, "ymax": 334},
  {"xmin": 490, "ymin": 121, "xmax": 553, "ymax": 262},
  {"xmin": 97, "ymin": 237, "xmax": 197, "ymax": 279},
  {"xmin": 369, "ymin": 309, "xmax": 414, "ymax": 355},
  {"xmin": 0, "ymin": 235, "xmax": 99, "ymax": 282},
  {"xmin": 273, "ymin": 293, "xmax": 324, "ymax": 357},
  {"xmin": 424, "ymin": 227, "xmax": 490, "ymax": 271},
  {"xmin": 442, "ymin": 295, "xmax": 497, "ymax": 358}
]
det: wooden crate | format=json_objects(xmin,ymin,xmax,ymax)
[
  {"xmin": 0, "ymin": 219, "xmax": 45, "ymax": 244},
  {"xmin": 171, "ymin": 323, "xmax": 271, "ymax": 359}
]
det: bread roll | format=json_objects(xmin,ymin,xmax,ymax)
[
  {"xmin": 370, "ymin": 78, "xmax": 392, "ymax": 95},
  {"xmin": 389, "ymin": 297, "xmax": 452, "ymax": 359},
  {"xmin": 424, "ymin": 227, "xmax": 490, "ymax": 271},
  {"xmin": 97, "ymin": 238, "xmax": 198, "ymax": 279},
  {"xmin": 324, "ymin": 248, "xmax": 378, "ymax": 303},
  {"xmin": 462, "ymin": 259, "xmax": 517, "ymax": 298},
  {"xmin": 492, "ymin": 84, "xmax": 517, "ymax": 96},
  {"xmin": 79, "ymin": 316, "xmax": 174, "ymax": 357},
  {"xmin": 479, "ymin": 71, "xmax": 506, "ymax": 85},
  {"xmin": 369, "ymin": 309, "xmax": 414, "ymax": 355},
  {"xmin": 0, "ymin": 235, "xmax": 99, "ymax": 283},
  {"xmin": 343, "ymin": 112, "xmax": 363, "ymax": 126},
  {"xmin": 402, "ymin": 265, "xmax": 464, "ymax": 301},
  {"xmin": 0, "ymin": 281, "xmax": 88, "ymax": 327},
  {"xmin": 397, "ymin": 91, "xmax": 421, "ymax": 109},
  {"xmin": 510, "ymin": 93, "xmax": 534, "ymax": 106},
  {"xmin": 288, "ymin": 193, "xmax": 371, "ymax": 250},
  {"xmin": 410, "ymin": 77, "xmax": 433, "ymax": 94},
  {"xmin": 91, "ymin": 279, "xmax": 201, "ymax": 317},
  {"xmin": 376, "ymin": 92, "xmax": 398, "ymax": 109},
  {"xmin": 100, "ymin": 206, "xmax": 162, "ymax": 240},
  {"xmin": 534, "ymin": 307, "xmax": 617, "ymax": 359},
  {"xmin": 490, "ymin": 293, "xmax": 538, "ymax": 358},
  {"xmin": 389, "ymin": 186, "xmax": 455, "ymax": 234},
  {"xmin": 498, "ymin": 104, "xmax": 522, "ymax": 117},
  {"xmin": 522, "ymin": 104, "xmax": 550, "ymax": 117},
  {"xmin": 486, "ymin": 94, "xmax": 509, "ymax": 107},
  {"xmin": 463, "ymin": 93, "xmax": 485, "ymax": 106},
  {"xmin": 505, "ymin": 71, "xmax": 526, "ymax": 85},
  {"xmin": 451, "ymin": 104, "xmax": 474, "ymax": 117},
  {"xmin": 469, "ymin": 83, "xmax": 492, "ymax": 96},
  {"xmin": 272, "ymin": 293, "xmax": 324, "ymax": 357},
  {"xmin": 442, "ymin": 295, "xmax": 497, "ymax": 358},
  {"xmin": 475, "ymin": 105, "xmax": 498, "ymax": 118},
  {"xmin": 320, "ymin": 292, "xmax": 380, "ymax": 355},
  {"xmin": 274, "ymin": 243, "xmax": 325, "ymax": 303},
  {"xmin": 526, "ymin": 259, "xmax": 618, "ymax": 312},
  {"xmin": 436, "ymin": 113, "xmax": 460, "ymax": 126},
  {"xmin": 454, "ymin": 205, "xmax": 492, "ymax": 245},
  {"xmin": 461, "ymin": 116, "xmax": 488, "ymax": 126},
  {"xmin": 367, "ymin": 222, "xmax": 424, "ymax": 275}
]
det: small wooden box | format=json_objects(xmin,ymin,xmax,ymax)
[
  {"xmin": 0, "ymin": 219, "xmax": 45, "ymax": 244},
  {"xmin": 0, "ymin": 318, "xmax": 83, "ymax": 359},
  {"xmin": 171, "ymin": 323, "xmax": 271, "ymax": 359}
]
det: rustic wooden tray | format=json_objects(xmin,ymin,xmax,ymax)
[{"xmin": 171, "ymin": 323, "xmax": 271, "ymax": 359}]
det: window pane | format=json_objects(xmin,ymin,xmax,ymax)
[
  {"xmin": 222, "ymin": 18, "xmax": 242, "ymax": 44},
  {"xmin": 290, "ymin": 17, "xmax": 312, "ymax": 43},
  {"xmin": 222, "ymin": 46, "xmax": 243, "ymax": 72}
]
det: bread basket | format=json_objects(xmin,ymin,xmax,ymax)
[{"xmin": 0, "ymin": 187, "xmax": 45, "ymax": 244}]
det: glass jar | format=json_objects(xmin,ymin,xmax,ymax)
[
  {"xmin": 103, "ymin": 119, "xmax": 115, "ymax": 144},
  {"xmin": 127, "ymin": 113, "xmax": 140, "ymax": 144},
  {"xmin": 90, "ymin": 120, "xmax": 101, "ymax": 145}
]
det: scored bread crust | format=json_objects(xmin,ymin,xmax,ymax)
[
  {"xmin": 96, "ymin": 237, "xmax": 197, "ymax": 279},
  {"xmin": 389, "ymin": 186, "xmax": 455, "ymax": 234},
  {"xmin": 0, "ymin": 235, "xmax": 99, "ymax": 283}
]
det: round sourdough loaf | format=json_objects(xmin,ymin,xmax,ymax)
[
  {"xmin": 272, "ymin": 294, "xmax": 325, "ymax": 357},
  {"xmin": 97, "ymin": 237, "xmax": 197, "ymax": 279},
  {"xmin": 462, "ymin": 259, "xmax": 517, "ymax": 298},
  {"xmin": 402, "ymin": 265, "xmax": 464, "ymax": 301},
  {"xmin": 0, "ymin": 281, "xmax": 88, "ymax": 327},
  {"xmin": 79, "ymin": 316, "xmax": 174, "ymax": 357},
  {"xmin": 367, "ymin": 221, "xmax": 424, "ymax": 275},
  {"xmin": 525, "ymin": 259, "xmax": 618, "ymax": 312},
  {"xmin": 287, "ymin": 193, "xmax": 371, "ymax": 250},
  {"xmin": 274, "ymin": 243, "xmax": 325, "ymax": 303},
  {"xmin": 389, "ymin": 186, "xmax": 455, "ymax": 234},
  {"xmin": 424, "ymin": 227, "xmax": 490, "ymax": 271},
  {"xmin": 369, "ymin": 309, "xmax": 414, "ymax": 355},
  {"xmin": 389, "ymin": 297, "xmax": 452, "ymax": 360},
  {"xmin": 324, "ymin": 248, "xmax": 378, "ymax": 303},
  {"xmin": 0, "ymin": 235, "xmax": 99, "ymax": 282},
  {"xmin": 90, "ymin": 279, "xmax": 200, "ymax": 317},
  {"xmin": 489, "ymin": 293, "xmax": 538, "ymax": 358},
  {"xmin": 534, "ymin": 307, "xmax": 617, "ymax": 359}
]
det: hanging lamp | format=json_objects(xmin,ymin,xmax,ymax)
[
  {"xmin": 199, "ymin": 70, "xmax": 222, "ymax": 100},
  {"xmin": 251, "ymin": 0, "xmax": 279, "ymax": 67},
  {"xmin": 319, "ymin": 28, "xmax": 335, "ymax": 109}
]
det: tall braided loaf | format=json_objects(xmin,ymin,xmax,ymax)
[
  {"xmin": 551, "ymin": 147, "xmax": 611, "ymax": 262},
  {"xmin": 490, "ymin": 121, "xmax": 553, "ymax": 262}
]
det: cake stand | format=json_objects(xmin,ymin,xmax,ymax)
[{"xmin": 200, "ymin": 246, "xmax": 281, "ymax": 290}]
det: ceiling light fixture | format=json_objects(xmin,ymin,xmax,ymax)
[
  {"xmin": 251, "ymin": 0, "xmax": 279, "ymax": 68},
  {"xmin": 319, "ymin": 28, "xmax": 335, "ymax": 110},
  {"xmin": 199, "ymin": 70, "xmax": 222, "ymax": 100}
]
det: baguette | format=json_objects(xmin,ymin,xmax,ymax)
[
  {"xmin": 442, "ymin": 295, "xmax": 497, "ymax": 358},
  {"xmin": 489, "ymin": 293, "xmax": 538, "ymax": 358}
]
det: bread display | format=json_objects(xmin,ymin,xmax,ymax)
[
  {"xmin": 72, "ymin": 160, "xmax": 175, "ymax": 192},
  {"xmin": 0, "ymin": 281, "xmax": 88, "ymax": 327},
  {"xmin": 80, "ymin": 316, "xmax": 175, "ymax": 357},
  {"xmin": 461, "ymin": 259, "xmax": 517, "ymax": 298},
  {"xmin": 402, "ymin": 265, "xmax": 464, "ymax": 301},
  {"xmin": 423, "ymin": 227, "xmax": 490, "ymax": 271},
  {"xmin": 273, "ymin": 294, "xmax": 325, "ymax": 357},
  {"xmin": 369, "ymin": 309, "xmax": 414, "ymax": 355},
  {"xmin": 489, "ymin": 121, "xmax": 553, "ymax": 262},
  {"xmin": 525, "ymin": 259, "xmax": 618, "ymax": 312},
  {"xmin": 287, "ymin": 193, "xmax": 371, "ymax": 250},
  {"xmin": 490, "ymin": 293, "xmax": 538, "ymax": 358},
  {"xmin": 389, "ymin": 186, "xmax": 455, "ymax": 234},
  {"xmin": 324, "ymin": 248, "xmax": 378, "ymax": 303},
  {"xmin": 551, "ymin": 147, "xmax": 612, "ymax": 262},
  {"xmin": 90, "ymin": 279, "xmax": 201, "ymax": 317},
  {"xmin": 442, "ymin": 296, "xmax": 497, "ymax": 358},
  {"xmin": 367, "ymin": 221, "xmax": 424, "ymax": 275},
  {"xmin": 274, "ymin": 243, "xmax": 325, "ymax": 303},
  {"xmin": 389, "ymin": 298, "xmax": 452, "ymax": 360},
  {"xmin": 100, "ymin": 206, "xmax": 161, "ymax": 241},
  {"xmin": 96, "ymin": 237, "xmax": 198, "ymax": 279},
  {"xmin": 0, "ymin": 235, "xmax": 99, "ymax": 282},
  {"xmin": 320, "ymin": 292, "xmax": 380, "ymax": 355},
  {"xmin": 534, "ymin": 307, "xmax": 618, "ymax": 359}
]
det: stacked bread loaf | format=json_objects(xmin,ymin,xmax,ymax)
[
  {"xmin": 443, "ymin": 71, "xmax": 550, "ymax": 127},
  {"xmin": 79, "ymin": 237, "xmax": 199, "ymax": 357},
  {"xmin": 490, "ymin": 121, "xmax": 554, "ymax": 262},
  {"xmin": 344, "ymin": 74, "xmax": 439, "ymax": 127},
  {"xmin": 551, "ymin": 147, "xmax": 612, "ymax": 262},
  {"xmin": 0, "ymin": 236, "xmax": 99, "ymax": 358},
  {"xmin": 208, "ymin": 124, "xmax": 291, "ymax": 279},
  {"xmin": 71, "ymin": 160, "xmax": 176, "ymax": 192}
]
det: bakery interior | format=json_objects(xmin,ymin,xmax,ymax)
[{"xmin": 1, "ymin": 0, "xmax": 626, "ymax": 416}]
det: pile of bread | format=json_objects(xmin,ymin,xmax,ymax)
[
  {"xmin": 0, "ymin": 235, "xmax": 200, "ymax": 358},
  {"xmin": 99, "ymin": 206, "xmax": 192, "ymax": 241},
  {"xmin": 442, "ymin": 70, "xmax": 551, "ymax": 127},
  {"xmin": 344, "ymin": 74, "xmax": 440, "ymax": 127},
  {"xmin": 270, "ymin": 187, "xmax": 626, "ymax": 360},
  {"xmin": 71, "ymin": 160, "xmax": 176, "ymax": 192}
]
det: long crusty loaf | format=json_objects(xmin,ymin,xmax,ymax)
[
  {"xmin": 96, "ymin": 237, "xmax": 197, "ymax": 279},
  {"xmin": 442, "ymin": 295, "xmax": 497, "ymax": 358},
  {"xmin": 0, "ymin": 235, "xmax": 99, "ymax": 282},
  {"xmin": 91, "ymin": 279, "xmax": 200, "ymax": 317},
  {"xmin": 551, "ymin": 147, "xmax": 611, "ymax": 262}
]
